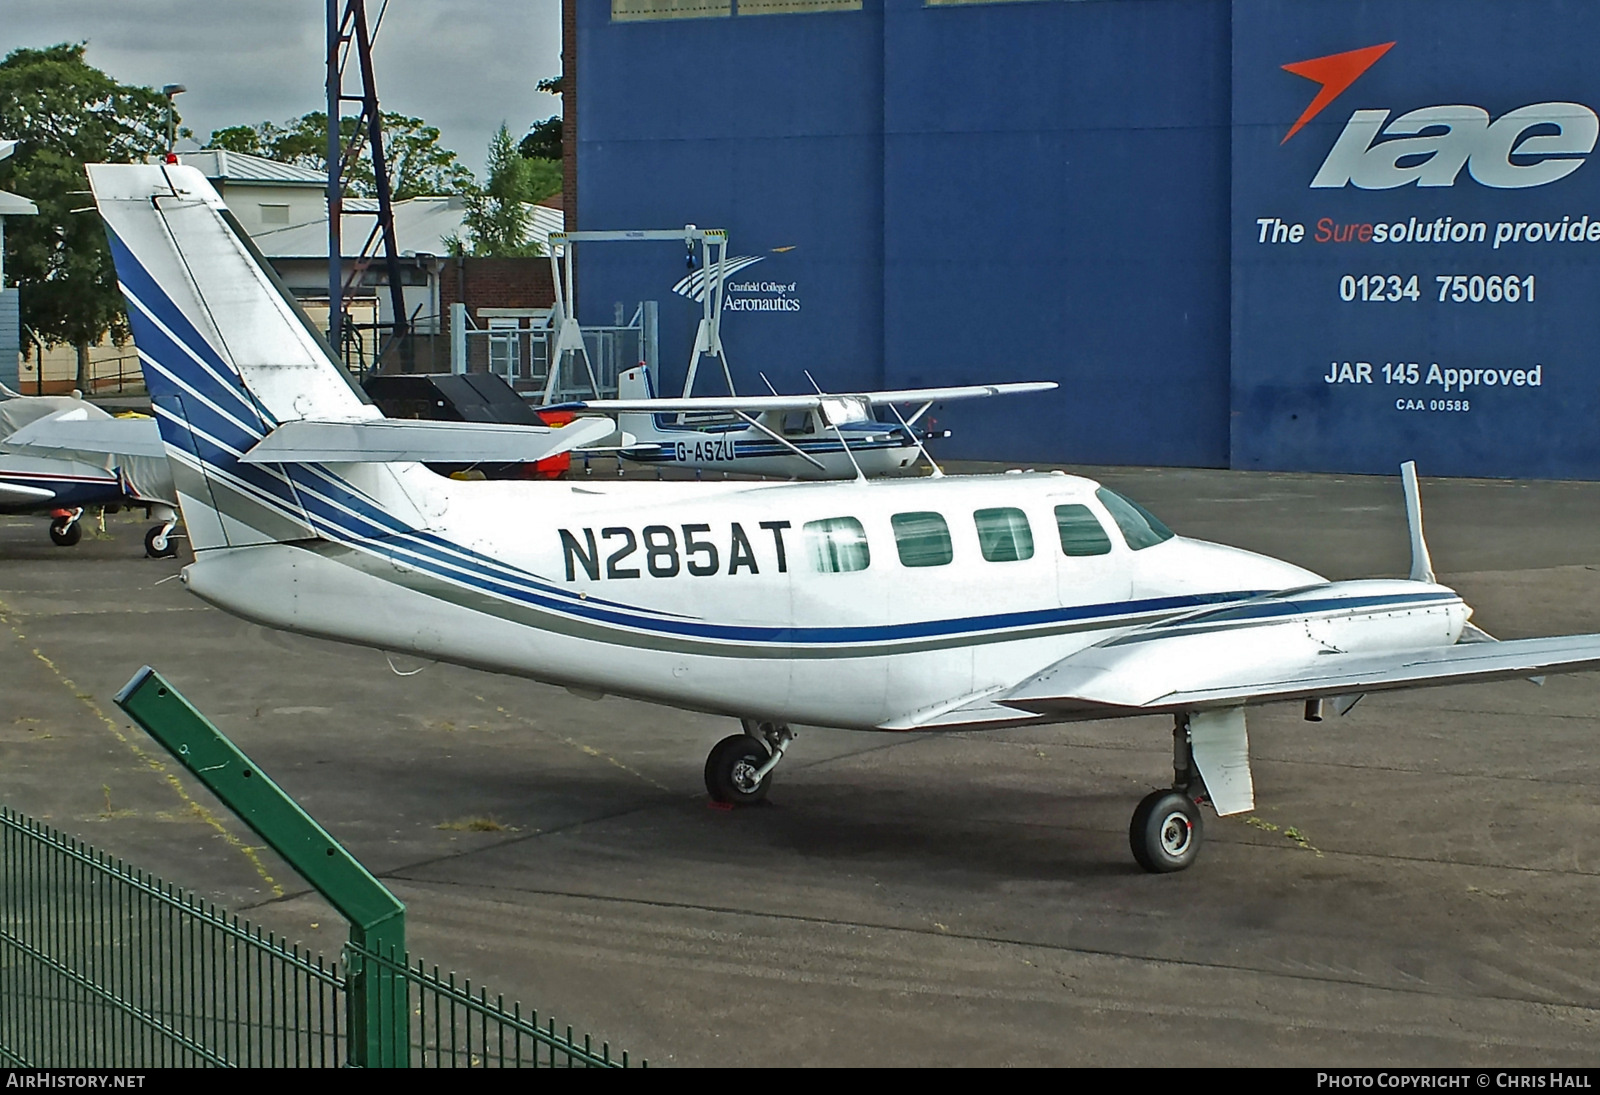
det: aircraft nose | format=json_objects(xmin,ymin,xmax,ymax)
[{"xmin": 1171, "ymin": 538, "xmax": 1325, "ymax": 593}]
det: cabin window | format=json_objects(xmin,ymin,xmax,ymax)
[
  {"xmin": 1054, "ymin": 504, "xmax": 1113, "ymax": 556},
  {"xmin": 891, "ymin": 511, "xmax": 953, "ymax": 567},
  {"xmin": 803, "ymin": 517, "xmax": 871, "ymax": 573},
  {"xmin": 1095, "ymin": 488, "xmax": 1175, "ymax": 551},
  {"xmin": 781, "ymin": 411, "xmax": 814, "ymax": 436},
  {"xmin": 974, "ymin": 507, "xmax": 1034, "ymax": 562}
]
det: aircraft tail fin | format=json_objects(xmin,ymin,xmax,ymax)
[
  {"xmin": 87, "ymin": 163, "xmax": 428, "ymax": 552},
  {"xmin": 615, "ymin": 363, "xmax": 661, "ymax": 440}
]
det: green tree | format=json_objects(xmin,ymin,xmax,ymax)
[
  {"xmin": 451, "ymin": 123, "xmax": 558, "ymax": 258},
  {"xmin": 206, "ymin": 111, "xmax": 472, "ymax": 199},
  {"xmin": 520, "ymin": 156, "xmax": 562, "ymax": 205},
  {"xmin": 518, "ymin": 117, "xmax": 562, "ymax": 162},
  {"xmin": 0, "ymin": 44, "xmax": 171, "ymax": 388},
  {"xmin": 518, "ymin": 74, "xmax": 564, "ymax": 161}
]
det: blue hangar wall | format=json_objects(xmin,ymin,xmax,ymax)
[{"xmin": 578, "ymin": 0, "xmax": 1600, "ymax": 479}]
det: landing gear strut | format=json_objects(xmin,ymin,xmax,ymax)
[
  {"xmin": 704, "ymin": 720, "xmax": 795, "ymax": 806},
  {"xmin": 1129, "ymin": 714, "xmax": 1206, "ymax": 873},
  {"xmin": 48, "ymin": 509, "xmax": 83, "ymax": 548}
]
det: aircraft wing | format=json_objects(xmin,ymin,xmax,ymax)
[
  {"xmin": 0, "ymin": 479, "xmax": 56, "ymax": 502},
  {"xmin": 998, "ymin": 633, "xmax": 1600, "ymax": 718},
  {"xmin": 555, "ymin": 380, "xmax": 1058, "ymax": 414},
  {"xmin": 3, "ymin": 410, "xmax": 165, "ymax": 458},
  {"xmin": 239, "ymin": 415, "xmax": 616, "ymax": 464}
]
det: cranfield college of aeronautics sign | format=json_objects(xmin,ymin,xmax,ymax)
[
  {"xmin": 1231, "ymin": 0, "xmax": 1600, "ymax": 478},
  {"xmin": 672, "ymin": 252, "xmax": 802, "ymax": 314}
]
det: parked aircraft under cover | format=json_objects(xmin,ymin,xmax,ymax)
[{"xmin": 0, "ymin": 385, "xmax": 180, "ymax": 555}]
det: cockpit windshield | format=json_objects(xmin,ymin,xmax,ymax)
[{"xmin": 1095, "ymin": 487, "xmax": 1175, "ymax": 551}]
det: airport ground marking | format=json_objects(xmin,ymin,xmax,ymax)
[
  {"xmin": 468, "ymin": 691, "xmax": 678, "ymax": 794},
  {"xmin": 0, "ymin": 594, "xmax": 285, "ymax": 898}
]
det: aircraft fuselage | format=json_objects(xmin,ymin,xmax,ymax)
[{"xmin": 177, "ymin": 469, "xmax": 1466, "ymax": 731}]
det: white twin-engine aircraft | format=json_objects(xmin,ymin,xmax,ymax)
[
  {"xmin": 89, "ymin": 162, "xmax": 1600, "ymax": 872},
  {"xmin": 562, "ymin": 364, "xmax": 1056, "ymax": 480}
]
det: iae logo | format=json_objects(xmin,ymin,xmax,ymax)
[{"xmin": 1282, "ymin": 42, "xmax": 1599, "ymax": 190}]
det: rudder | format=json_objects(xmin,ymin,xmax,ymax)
[{"xmin": 89, "ymin": 163, "xmax": 430, "ymax": 551}]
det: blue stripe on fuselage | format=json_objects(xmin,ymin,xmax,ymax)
[{"xmin": 0, "ymin": 472, "xmax": 126, "ymax": 511}]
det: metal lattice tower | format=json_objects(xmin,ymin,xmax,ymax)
[{"xmin": 326, "ymin": 0, "xmax": 408, "ymax": 366}]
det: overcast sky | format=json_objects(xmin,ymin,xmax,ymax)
[{"xmin": 3, "ymin": 0, "xmax": 563, "ymax": 178}]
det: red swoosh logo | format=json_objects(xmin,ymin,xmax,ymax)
[{"xmin": 1281, "ymin": 41, "xmax": 1395, "ymax": 144}]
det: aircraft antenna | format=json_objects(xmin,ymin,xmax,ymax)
[
  {"xmin": 885, "ymin": 400, "xmax": 944, "ymax": 478},
  {"xmin": 804, "ymin": 370, "xmax": 867, "ymax": 482}
]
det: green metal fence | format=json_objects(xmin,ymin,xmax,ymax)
[
  {"xmin": 348, "ymin": 944, "xmax": 631, "ymax": 1068},
  {"xmin": 0, "ymin": 807, "xmax": 638, "ymax": 1067},
  {"xmin": 0, "ymin": 807, "xmax": 342, "ymax": 1067}
]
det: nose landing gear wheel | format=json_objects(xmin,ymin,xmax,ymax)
[
  {"xmin": 704, "ymin": 734, "xmax": 773, "ymax": 806},
  {"xmin": 1130, "ymin": 789, "xmax": 1203, "ymax": 873},
  {"xmin": 48, "ymin": 519, "xmax": 82, "ymax": 547}
]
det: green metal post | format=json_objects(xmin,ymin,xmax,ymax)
[{"xmin": 114, "ymin": 666, "xmax": 408, "ymax": 1067}]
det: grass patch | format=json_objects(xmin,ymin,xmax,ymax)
[{"xmin": 1242, "ymin": 815, "xmax": 1322, "ymax": 856}]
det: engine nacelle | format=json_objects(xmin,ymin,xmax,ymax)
[{"xmin": 1005, "ymin": 579, "xmax": 1468, "ymax": 713}]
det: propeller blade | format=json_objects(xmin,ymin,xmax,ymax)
[{"xmin": 1400, "ymin": 461, "xmax": 1436, "ymax": 584}]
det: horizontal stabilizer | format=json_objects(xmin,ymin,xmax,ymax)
[
  {"xmin": 1002, "ymin": 633, "xmax": 1600, "ymax": 716},
  {"xmin": 554, "ymin": 380, "xmax": 1058, "ymax": 415},
  {"xmin": 240, "ymin": 415, "xmax": 616, "ymax": 465},
  {"xmin": 3, "ymin": 410, "xmax": 165, "ymax": 458},
  {"xmin": 0, "ymin": 479, "xmax": 56, "ymax": 502}
]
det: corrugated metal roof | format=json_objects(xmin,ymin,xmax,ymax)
[
  {"xmin": 172, "ymin": 150, "xmax": 328, "ymax": 186},
  {"xmin": 2, "ymin": 137, "xmax": 38, "ymax": 214},
  {"xmin": 530, "ymin": 203, "xmax": 564, "ymax": 242},
  {"xmin": 250, "ymin": 196, "xmax": 564, "ymax": 258},
  {"xmin": 0, "ymin": 190, "xmax": 37, "ymax": 217}
]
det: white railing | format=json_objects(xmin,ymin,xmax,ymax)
[{"xmin": 449, "ymin": 302, "xmax": 658, "ymax": 403}]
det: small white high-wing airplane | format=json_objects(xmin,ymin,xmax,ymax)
[
  {"xmin": 560, "ymin": 364, "xmax": 1057, "ymax": 480},
  {"xmin": 88, "ymin": 162, "xmax": 1600, "ymax": 872}
]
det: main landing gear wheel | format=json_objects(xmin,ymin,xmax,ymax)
[
  {"xmin": 704, "ymin": 734, "xmax": 773, "ymax": 806},
  {"xmin": 144, "ymin": 525, "xmax": 178, "ymax": 559},
  {"xmin": 1128, "ymin": 713, "xmax": 1210, "ymax": 874},
  {"xmin": 1130, "ymin": 790, "xmax": 1203, "ymax": 873},
  {"xmin": 48, "ymin": 518, "xmax": 82, "ymax": 548}
]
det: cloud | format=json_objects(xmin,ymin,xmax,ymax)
[{"xmin": 3, "ymin": 0, "xmax": 562, "ymax": 176}]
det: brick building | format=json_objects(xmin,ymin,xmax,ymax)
[{"xmin": 439, "ymin": 256, "xmax": 557, "ymax": 320}]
